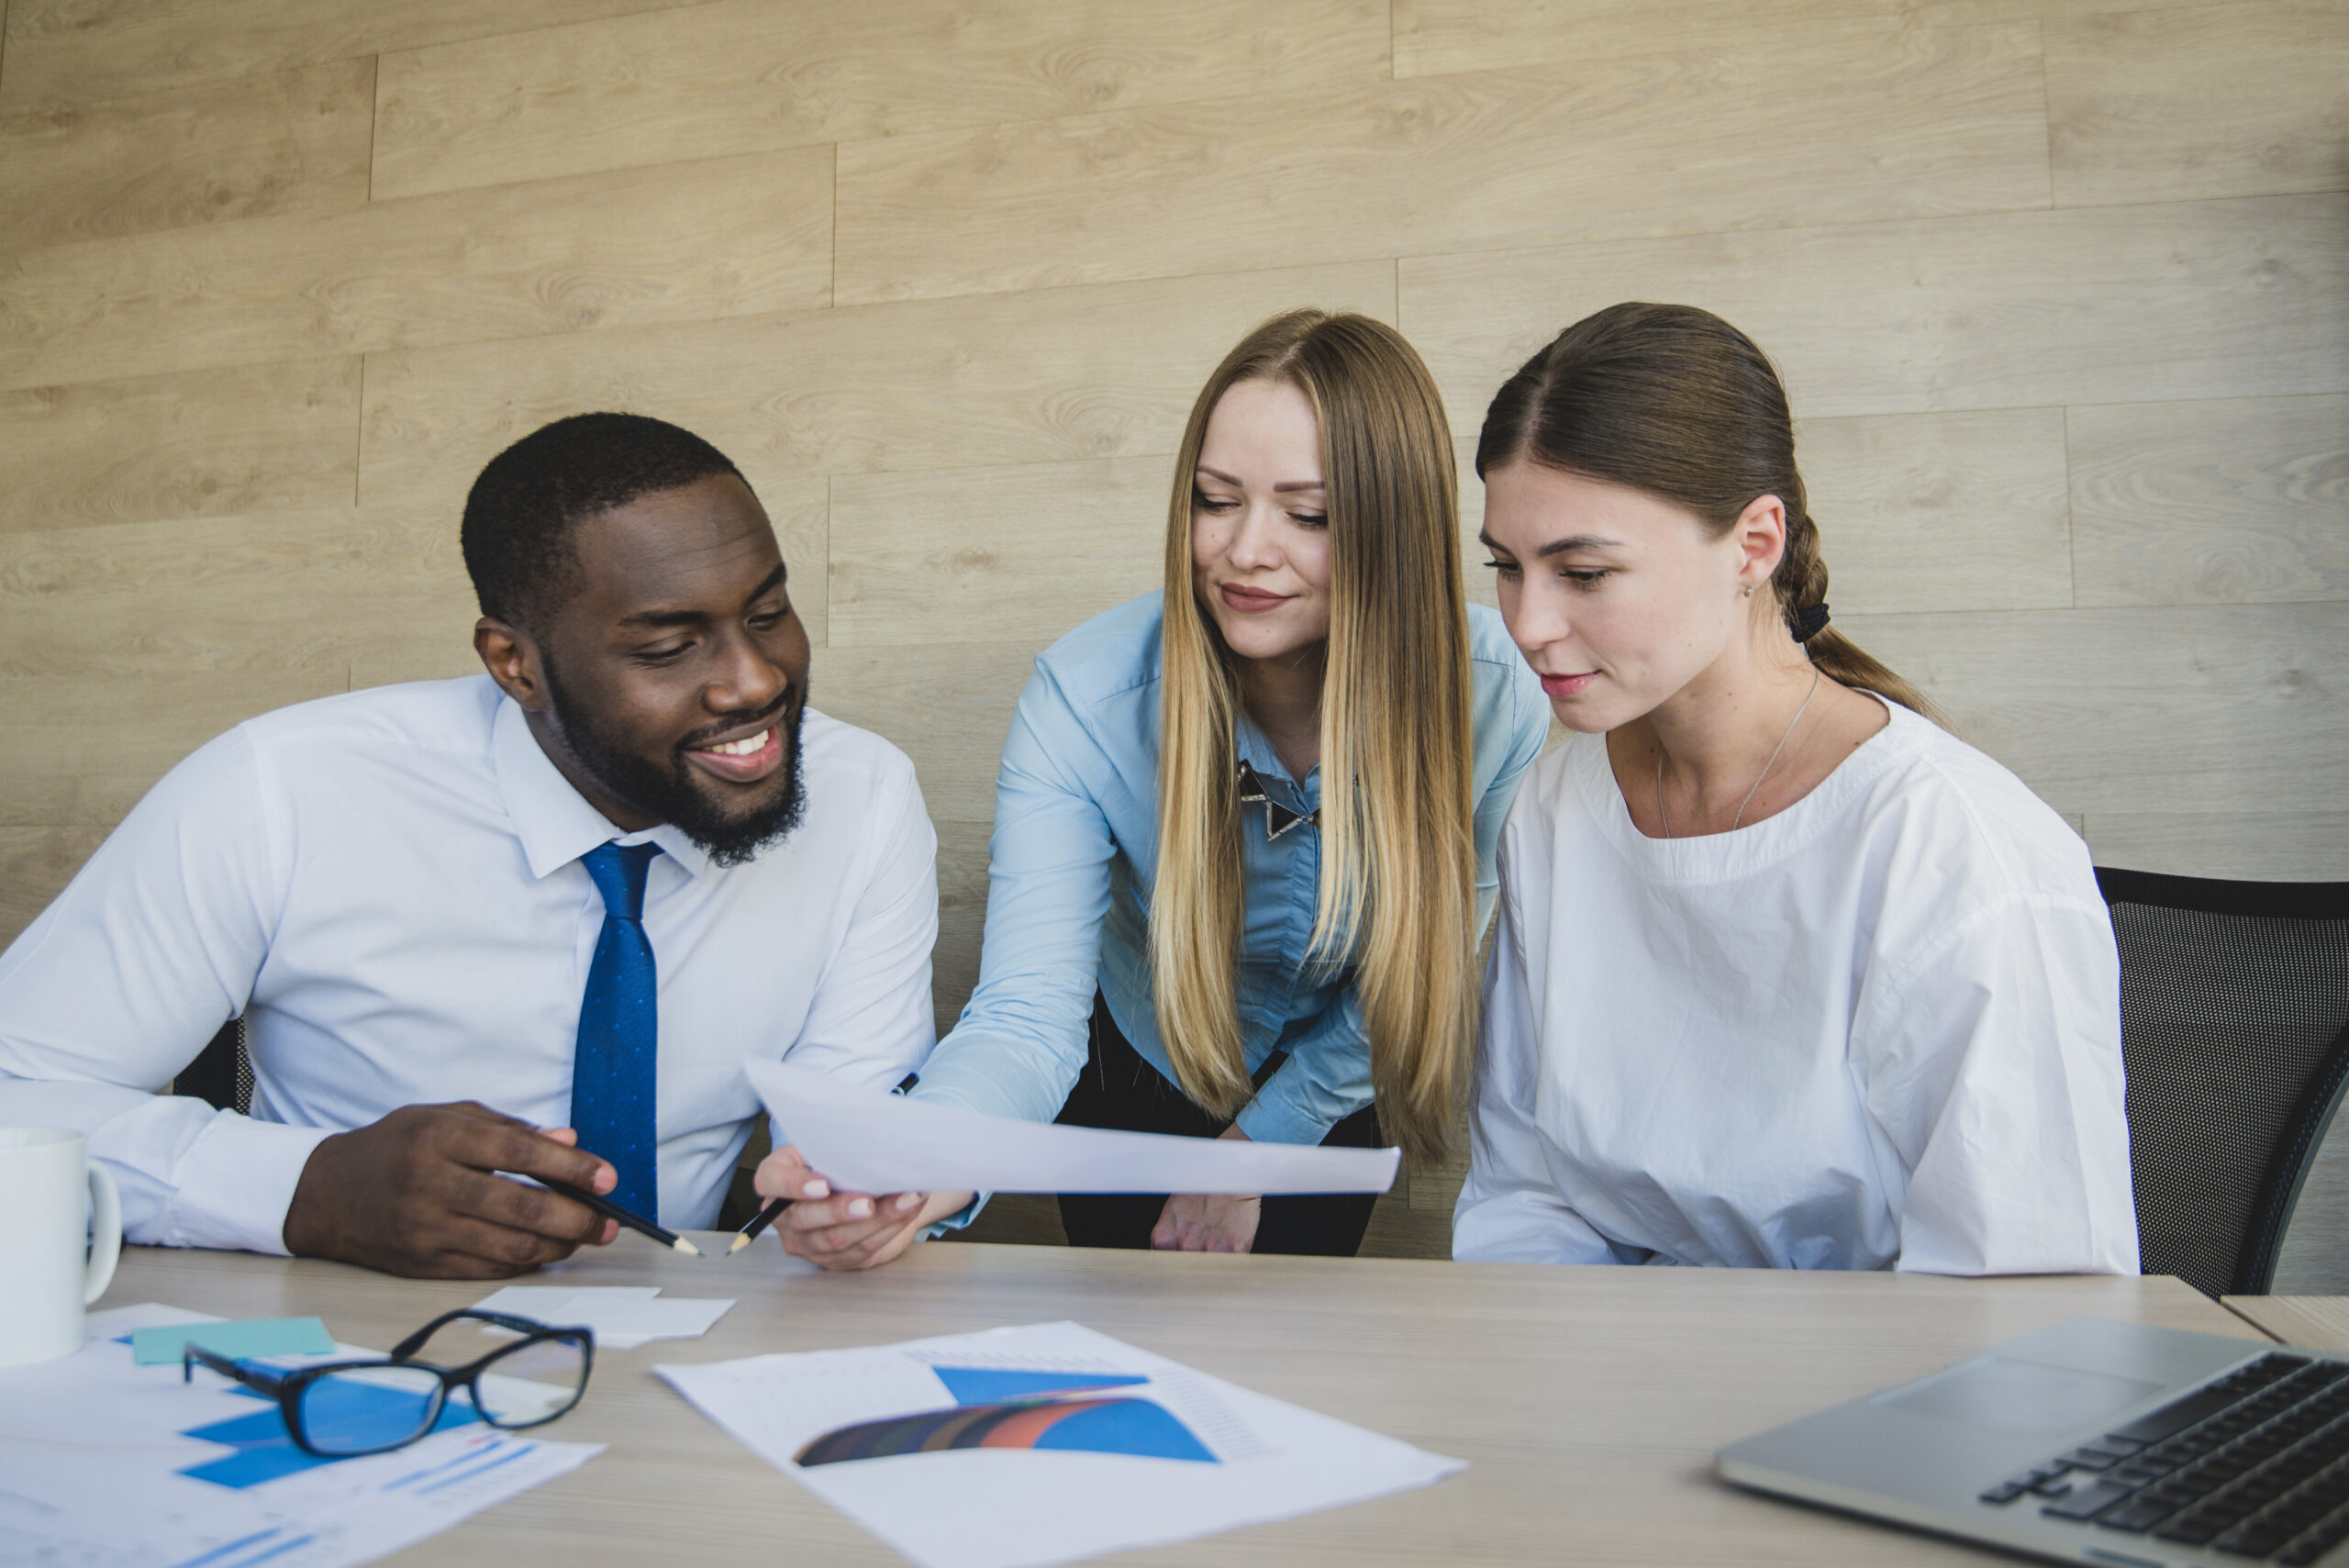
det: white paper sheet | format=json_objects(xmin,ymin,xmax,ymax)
[
  {"xmin": 0, "ymin": 1304, "xmax": 601, "ymax": 1568},
  {"xmin": 746, "ymin": 1058, "xmax": 1400, "ymax": 1195},
  {"xmin": 656, "ymin": 1320, "xmax": 1464, "ymax": 1568},
  {"xmin": 469, "ymin": 1285, "xmax": 735, "ymax": 1351}
]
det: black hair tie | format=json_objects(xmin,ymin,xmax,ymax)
[{"xmin": 1793, "ymin": 602, "xmax": 1831, "ymax": 642}]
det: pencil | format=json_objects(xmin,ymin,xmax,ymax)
[
  {"xmin": 729, "ymin": 1196, "xmax": 790, "ymax": 1253},
  {"xmin": 540, "ymin": 1177, "xmax": 702, "ymax": 1257}
]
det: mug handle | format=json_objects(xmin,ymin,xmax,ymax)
[{"xmin": 83, "ymin": 1160, "xmax": 121, "ymax": 1305}]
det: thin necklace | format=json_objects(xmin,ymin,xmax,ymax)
[{"xmin": 1654, "ymin": 668, "xmax": 1822, "ymax": 839}]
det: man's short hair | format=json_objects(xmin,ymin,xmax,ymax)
[{"xmin": 461, "ymin": 412, "xmax": 747, "ymax": 628}]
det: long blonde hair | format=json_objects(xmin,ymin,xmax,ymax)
[{"xmin": 1152, "ymin": 310, "xmax": 1477, "ymax": 1166}]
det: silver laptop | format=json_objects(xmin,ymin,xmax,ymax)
[{"xmin": 1717, "ymin": 1318, "xmax": 2349, "ymax": 1566}]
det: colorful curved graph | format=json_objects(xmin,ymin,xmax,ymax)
[
  {"xmin": 796, "ymin": 1367, "xmax": 1216, "ymax": 1467},
  {"xmin": 796, "ymin": 1396, "xmax": 1214, "ymax": 1466}
]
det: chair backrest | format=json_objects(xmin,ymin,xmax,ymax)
[
  {"xmin": 175, "ymin": 1018, "xmax": 252, "ymax": 1115},
  {"xmin": 2098, "ymin": 868, "xmax": 2349, "ymax": 1298}
]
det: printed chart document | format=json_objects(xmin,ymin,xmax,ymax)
[
  {"xmin": 0, "ymin": 1304, "xmax": 601, "ymax": 1568},
  {"xmin": 747, "ymin": 1058, "xmax": 1400, "ymax": 1195},
  {"xmin": 657, "ymin": 1319, "xmax": 1464, "ymax": 1568}
]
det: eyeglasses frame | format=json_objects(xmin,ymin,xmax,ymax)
[{"xmin": 180, "ymin": 1307, "xmax": 596, "ymax": 1458}]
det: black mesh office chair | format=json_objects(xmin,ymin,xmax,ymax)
[
  {"xmin": 2099, "ymin": 868, "xmax": 2349, "ymax": 1299},
  {"xmin": 176, "ymin": 1018, "xmax": 251, "ymax": 1115}
]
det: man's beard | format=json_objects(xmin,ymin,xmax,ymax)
[{"xmin": 542, "ymin": 665, "xmax": 808, "ymax": 869}]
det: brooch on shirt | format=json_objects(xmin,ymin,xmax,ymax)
[{"xmin": 1236, "ymin": 761, "xmax": 1319, "ymax": 841}]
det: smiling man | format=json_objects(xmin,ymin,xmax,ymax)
[{"xmin": 0, "ymin": 413, "xmax": 939, "ymax": 1278}]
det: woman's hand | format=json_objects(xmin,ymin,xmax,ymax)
[
  {"xmin": 751, "ymin": 1143, "xmax": 974, "ymax": 1272},
  {"xmin": 1149, "ymin": 1125, "xmax": 1262, "ymax": 1253},
  {"xmin": 1150, "ymin": 1191, "xmax": 1262, "ymax": 1251}
]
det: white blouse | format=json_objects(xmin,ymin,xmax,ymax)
[{"xmin": 1454, "ymin": 701, "xmax": 2140, "ymax": 1275}]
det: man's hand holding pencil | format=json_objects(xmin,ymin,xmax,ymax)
[{"xmin": 283, "ymin": 1102, "xmax": 621, "ymax": 1279}]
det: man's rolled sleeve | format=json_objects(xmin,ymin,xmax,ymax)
[
  {"xmin": 152, "ymin": 1108, "xmax": 338, "ymax": 1254},
  {"xmin": 0, "ymin": 728, "xmax": 295, "ymax": 1250}
]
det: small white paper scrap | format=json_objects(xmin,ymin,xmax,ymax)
[
  {"xmin": 656, "ymin": 1319, "xmax": 1464, "ymax": 1568},
  {"xmin": 471, "ymin": 1285, "xmax": 734, "ymax": 1351}
]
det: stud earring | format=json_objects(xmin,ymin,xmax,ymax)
[{"xmin": 1742, "ymin": 585, "xmax": 1753, "ymax": 598}]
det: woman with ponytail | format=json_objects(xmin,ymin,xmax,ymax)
[
  {"xmin": 762, "ymin": 309, "xmax": 1547, "ymax": 1266},
  {"xmin": 1455, "ymin": 303, "xmax": 2138, "ymax": 1275}
]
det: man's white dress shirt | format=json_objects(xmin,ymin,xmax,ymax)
[
  {"xmin": 0, "ymin": 676, "xmax": 937, "ymax": 1252},
  {"xmin": 1455, "ymin": 700, "xmax": 2140, "ymax": 1276}
]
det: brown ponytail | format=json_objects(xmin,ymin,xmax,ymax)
[{"xmin": 1476, "ymin": 302, "xmax": 1943, "ymax": 723}]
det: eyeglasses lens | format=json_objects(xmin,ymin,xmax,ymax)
[
  {"xmin": 473, "ymin": 1335, "xmax": 588, "ymax": 1427},
  {"xmin": 402, "ymin": 1316, "xmax": 588, "ymax": 1429},
  {"xmin": 295, "ymin": 1363, "xmax": 448, "ymax": 1454}
]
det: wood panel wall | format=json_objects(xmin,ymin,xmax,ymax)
[{"xmin": 2, "ymin": 0, "xmax": 2343, "ymax": 1259}]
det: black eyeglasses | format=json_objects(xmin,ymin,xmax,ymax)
[{"xmin": 182, "ymin": 1308, "xmax": 595, "ymax": 1457}]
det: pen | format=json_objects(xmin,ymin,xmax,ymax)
[
  {"xmin": 540, "ymin": 1176, "xmax": 702, "ymax": 1257},
  {"xmin": 729, "ymin": 1071, "xmax": 919, "ymax": 1254}
]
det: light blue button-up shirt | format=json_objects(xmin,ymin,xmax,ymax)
[{"xmin": 914, "ymin": 592, "xmax": 1549, "ymax": 1145}]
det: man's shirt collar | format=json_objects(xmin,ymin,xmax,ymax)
[{"xmin": 491, "ymin": 695, "xmax": 714, "ymax": 881}]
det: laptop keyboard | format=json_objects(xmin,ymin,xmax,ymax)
[{"xmin": 1979, "ymin": 1352, "xmax": 2349, "ymax": 1562}]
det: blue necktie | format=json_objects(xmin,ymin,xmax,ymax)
[{"xmin": 571, "ymin": 841, "xmax": 662, "ymax": 1219}]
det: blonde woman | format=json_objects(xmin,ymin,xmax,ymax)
[
  {"xmin": 1458, "ymin": 303, "xmax": 2138, "ymax": 1273},
  {"xmin": 762, "ymin": 309, "xmax": 1548, "ymax": 1265}
]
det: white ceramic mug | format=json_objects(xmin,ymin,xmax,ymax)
[{"xmin": 0, "ymin": 1128, "xmax": 122, "ymax": 1368}]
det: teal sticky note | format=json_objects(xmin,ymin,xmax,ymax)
[{"xmin": 131, "ymin": 1317, "xmax": 337, "ymax": 1366}]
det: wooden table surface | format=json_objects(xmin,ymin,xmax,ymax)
[
  {"xmin": 2225, "ymin": 1297, "xmax": 2349, "ymax": 1354},
  {"xmin": 97, "ymin": 1239, "xmax": 2261, "ymax": 1567}
]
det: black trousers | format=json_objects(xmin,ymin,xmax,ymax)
[{"xmin": 1053, "ymin": 994, "xmax": 1382, "ymax": 1257}]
